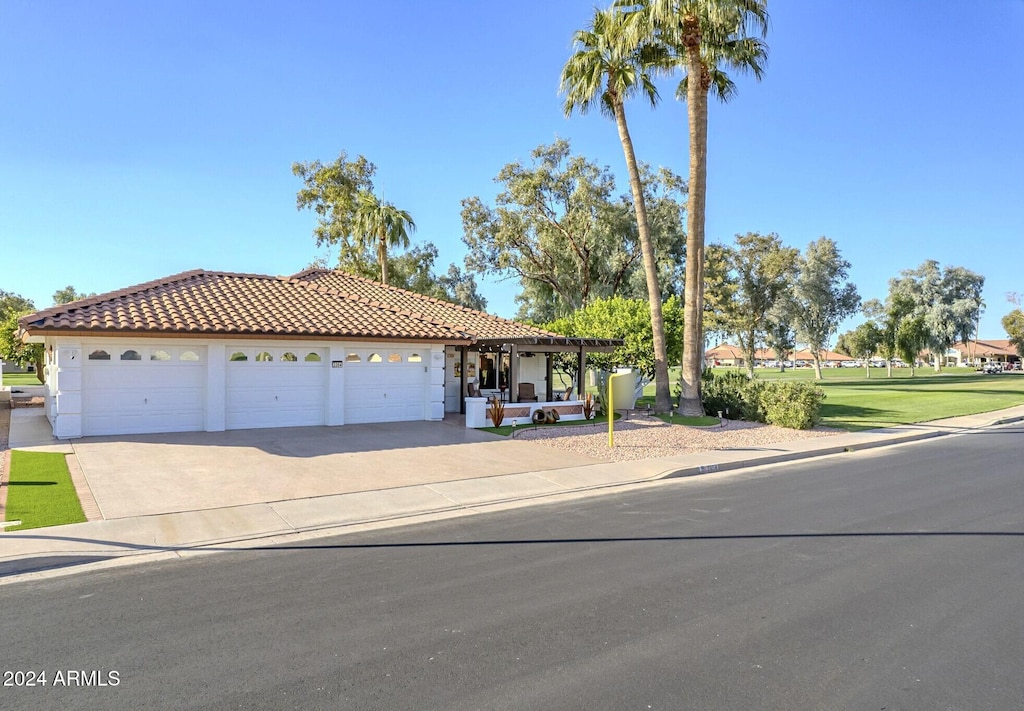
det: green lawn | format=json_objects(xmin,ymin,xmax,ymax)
[
  {"xmin": 3, "ymin": 372, "xmax": 42, "ymax": 386},
  {"xmin": 580, "ymin": 366, "xmax": 1024, "ymax": 432},
  {"xmin": 4, "ymin": 451, "xmax": 86, "ymax": 531},
  {"xmin": 718, "ymin": 367, "xmax": 1024, "ymax": 431}
]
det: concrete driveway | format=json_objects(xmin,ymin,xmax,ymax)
[{"xmin": 63, "ymin": 419, "xmax": 600, "ymax": 519}]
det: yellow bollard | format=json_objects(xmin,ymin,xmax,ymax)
[{"xmin": 608, "ymin": 372, "xmax": 627, "ymax": 447}]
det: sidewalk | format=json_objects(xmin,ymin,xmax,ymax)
[{"xmin": 3, "ymin": 405, "xmax": 1023, "ymax": 583}]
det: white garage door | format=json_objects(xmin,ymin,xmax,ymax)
[
  {"xmin": 344, "ymin": 348, "xmax": 427, "ymax": 424},
  {"xmin": 225, "ymin": 347, "xmax": 327, "ymax": 430},
  {"xmin": 82, "ymin": 345, "xmax": 206, "ymax": 436}
]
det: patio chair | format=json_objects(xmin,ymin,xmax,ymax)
[{"xmin": 517, "ymin": 382, "xmax": 539, "ymax": 402}]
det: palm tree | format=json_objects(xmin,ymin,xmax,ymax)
[
  {"xmin": 353, "ymin": 191, "xmax": 416, "ymax": 285},
  {"xmin": 560, "ymin": 6, "xmax": 674, "ymax": 413},
  {"xmin": 626, "ymin": 0, "xmax": 769, "ymax": 415}
]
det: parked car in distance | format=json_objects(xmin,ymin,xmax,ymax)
[{"xmin": 983, "ymin": 362, "xmax": 1003, "ymax": 374}]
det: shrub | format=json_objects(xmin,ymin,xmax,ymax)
[
  {"xmin": 757, "ymin": 381, "xmax": 825, "ymax": 430},
  {"xmin": 701, "ymin": 370, "xmax": 755, "ymax": 419},
  {"xmin": 700, "ymin": 370, "xmax": 824, "ymax": 430},
  {"xmin": 487, "ymin": 397, "xmax": 506, "ymax": 427}
]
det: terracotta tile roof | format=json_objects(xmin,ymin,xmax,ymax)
[
  {"xmin": 18, "ymin": 269, "xmax": 566, "ymax": 344},
  {"xmin": 290, "ymin": 268, "xmax": 563, "ymax": 341},
  {"xmin": 952, "ymin": 340, "xmax": 1017, "ymax": 357}
]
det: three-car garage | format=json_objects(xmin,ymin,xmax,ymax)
[{"xmin": 75, "ymin": 341, "xmax": 432, "ymax": 437}]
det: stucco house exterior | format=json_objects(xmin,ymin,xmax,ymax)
[
  {"xmin": 948, "ymin": 339, "xmax": 1019, "ymax": 367},
  {"xmin": 18, "ymin": 269, "xmax": 618, "ymax": 439}
]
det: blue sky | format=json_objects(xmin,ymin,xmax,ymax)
[{"xmin": 2, "ymin": 0, "xmax": 1021, "ymax": 339}]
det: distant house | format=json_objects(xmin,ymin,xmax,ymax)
[
  {"xmin": 949, "ymin": 339, "xmax": 1019, "ymax": 367},
  {"xmin": 705, "ymin": 343, "xmax": 848, "ymax": 368},
  {"xmin": 18, "ymin": 269, "xmax": 619, "ymax": 439}
]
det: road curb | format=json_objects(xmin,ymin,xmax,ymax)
[{"xmin": 661, "ymin": 428, "xmax": 950, "ymax": 480}]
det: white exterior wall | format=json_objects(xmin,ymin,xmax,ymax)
[
  {"xmin": 53, "ymin": 341, "xmax": 83, "ymax": 439},
  {"xmin": 428, "ymin": 346, "xmax": 444, "ymax": 420},
  {"xmin": 327, "ymin": 345, "xmax": 347, "ymax": 426},
  {"xmin": 206, "ymin": 343, "xmax": 226, "ymax": 431},
  {"xmin": 43, "ymin": 336, "xmax": 445, "ymax": 439}
]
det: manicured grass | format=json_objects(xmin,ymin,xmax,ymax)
[
  {"xmin": 723, "ymin": 368, "xmax": 1024, "ymax": 431},
  {"xmin": 3, "ymin": 372, "xmax": 42, "ymax": 386},
  {"xmin": 4, "ymin": 451, "xmax": 86, "ymax": 531},
  {"xmin": 558, "ymin": 366, "xmax": 1024, "ymax": 432}
]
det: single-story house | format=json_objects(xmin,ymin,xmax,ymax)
[
  {"xmin": 705, "ymin": 344, "xmax": 775, "ymax": 367},
  {"xmin": 948, "ymin": 340, "xmax": 1019, "ymax": 367},
  {"xmin": 705, "ymin": 343, "xmax": 848, "ymax": 367},
  {"xmin": 18, "ymin": 269, "xmax": 620, "ymax": 439}
]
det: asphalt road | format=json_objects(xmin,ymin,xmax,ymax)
[{"xmin": 2, "ymin": 425, "xmax": 1022, "ymax": 710}]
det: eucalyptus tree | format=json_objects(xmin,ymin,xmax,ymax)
[
  {"xmin": 293, "ymin": 151, "xmax": 377, "ymax": 250},
  {"xmin": 791, "ymin": 237, "xmax": 860, "ymax": 380},
  {"xmin": 352, "ymin": 191, "xmax": 416, "ymax": 286},
  {"xmin": 889, "ymin": 260, "xmax": 985, "ymax": 372},
  {"xmin": 896, "ymin": 315, "xmax": 928, "ymax": 377},
  {"xmin": 1002, "ymin": 309, "xmax": 1024, "ymax": 358},
  {"xmin": 621, "ymin": 0, "xmax": 769, "ymax": 414},
  {"xmin": 461, "ymin": 141, "xmax": 684, "ymax": 322},
  {"xmin": 560, "ymin": 5, "xmax": 674, "ymax": 411},
  {"xmin": 864, "ymin": 294, "xmax": 915, "ymax": 378},
  {"xmin": 847, "ymin": 322, "xmax": 883, "ymax": 379},
  {"xmin": 765, "ymin": 295, "xmax": 797, "ymax": 372},
  {"xmin": 720, "ymin": 232, "xmax": 798, "ymax": 380}
]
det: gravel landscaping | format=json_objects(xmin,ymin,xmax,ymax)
[{"xmin": 514, "ymin": 416, "xmax": 841, "ymax": 462}]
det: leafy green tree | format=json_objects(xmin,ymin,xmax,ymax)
[
  {"xmin": 720, "ymin": 232, "xmax": 798, "ymax": 379},
  {"xmin": 834, "ymin": 330, "xmax": 853, "ymax": 357},
  {"xmin": 543, "ymin": 295, "xmax": 683, "ymax": 383},
  {"xmin": 0, "ymin": 310, "xmax": 43, "ymax": 383},
  {"xmin": 1, "ymin": 290, "xmax": 35, "ymax": 319},
  {"xmin": 847, "ymin": 321, "xmax": 883, "ymax": 378},
  {"xmin": 896, "ymin": 315, "xmax": 928, "ymax": 377},
  {"xmin": 864, "ymin": 294, "xmax": 915, "ymax": 378},
  {"xmin": 561, "ymin": 5, "xmax": 674, "ymax": 412},
  {"xmin": 461, "ymin": 140, "xmax": 685, "ymax": 322},
  {"xmin": 1, "ymin": 291, "xmax": 42, "ymax": 382},
  {"xmin": 351, "ymin": 191, "xmax": 416, "ymax": 286},
  {"xmin": 1002, "ymin": 309, "xmax": 1024, "ymax": 358},
  {"xmin": 889, "ymin": 260, "xmax": 985, "ymax": 372},
  {"xmin": 791, "ymin": 237, "xmax": 860, "ymax": 380},
  {"xmin": 52, "ymin": 286, "xmax": 96, "ymax": 304},
  {"xmin": 765, "ymin": 295, "xmax": 797, "ymax": 372},
  {"xmin": 627, "ymin": 0, "xmax": 769, "ymax": 414},
  {"xmin": 701, "ymin": 243, "xmax": 735, "ymax": 346},
  {"xmin": 329, "ymin": 242, "xmax": 487, "ymax": 311},
  {"xmin": 293, "ymin": 151, "xmax": 377, "ymax": 249}
]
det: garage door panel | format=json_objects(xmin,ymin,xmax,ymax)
[
  {"xmin": 343, "ymin": 351, "xmax": 427, "ymax": 424},
  {"xmin": 82, "ymin": 347, "xmax": 207, "ymax": 436},
  {"xmin": 225, "ymin": 349, "xmax": 326, "ymax": 430}
]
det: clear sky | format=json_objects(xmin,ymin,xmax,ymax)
[{"xmin": 2, "ymin": 0, "xmax": 1021, "ymax": 339}]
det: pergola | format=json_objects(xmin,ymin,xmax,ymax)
[{"xmin": 454, "ymin": 335, "xmax": 621, "ymax": 413}]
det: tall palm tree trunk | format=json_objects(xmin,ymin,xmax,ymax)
[
  {"xmin": 613, "ymin": 101, "xmax": 672, "ymax": 412},
  {"xmin": 679, "ymin": 40, "xmax": 709, "ymax": 416},
  {"xmin": 378, "ymin": 233, "xmax": 389, "ymax": 285}
]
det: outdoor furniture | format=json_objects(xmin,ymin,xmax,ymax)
[
  {"xmin": 517, "ymin": 382, "xmax": 539, "ymax": 402},
  {"xmin": 562, "ymin": 386, "xmax": 574, "ymax": 401}
]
